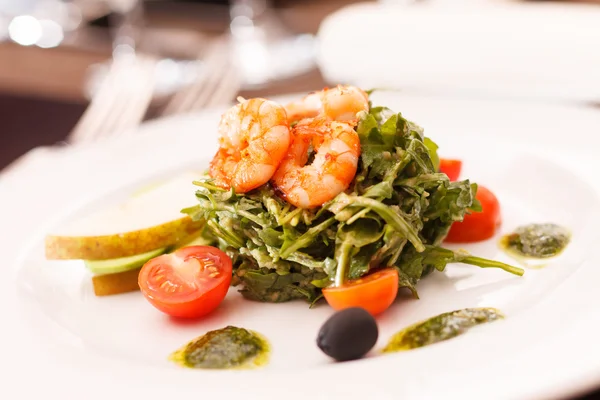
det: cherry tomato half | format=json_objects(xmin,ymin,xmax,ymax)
[
  {"xmin": 138, "ymin": 246, "xmax": 232, "ymax": 319},
  {"xmin": 439, "ymin": 158, "xmax": 462, "ymax": 181},
  {"xmin": 322, "ymin": 268, "xmax": 399, "ymax": 316},
  {"xmin": 445, "ymin": 185, "xmax": 501, "ymax": 243}
]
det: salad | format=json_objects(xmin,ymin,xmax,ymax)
[
  {"xmin": 135, "ymin": 85, "xmax": 523, "ymax": 319},
  {"xmin": 45, "ymin": 85, "xmax": 524, "ymax": 321}
]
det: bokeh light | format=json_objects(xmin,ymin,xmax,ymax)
[
  {"xmin": 8, "ymin": 15, "xmax": 42, "ymax": 46},
  {"xmin": 37, "ymin": 19, "xmax": 65, "ymax": 49}
]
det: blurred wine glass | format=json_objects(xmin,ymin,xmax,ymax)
[
  {"xmin": 228, "ymin": 0, "xmax": 317, "ymax": 88},
  {"xmin": 79, "ymin": 0, "xmax": 203, "ymax": 101},
  {"xmin": 105, "ymin": 0, "xmax": 143, "ymax": 59}
]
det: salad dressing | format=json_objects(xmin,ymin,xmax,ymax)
[
  {"xmin": 499, "ymin": 223, "xmax": 570, "ymax": 267},
  {"xmin": 383, "ymin": 308, "xmax": 504, "ymax": 352},
  {"xmin": 170, "ymin": 326, "xmax": 270, "ymax": 369}
]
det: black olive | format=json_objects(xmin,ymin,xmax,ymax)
[{"xmin": 316, "ymin": 307, "xmax": 378, "ymax": 362}]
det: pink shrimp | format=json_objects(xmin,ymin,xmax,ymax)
[
  {"xmin": 284, "ymin": 85, "xmax": 369, "ymax": 123},
  {"xmin": 271, "ymin": 117, "xmax": 360, "ymax": 208},
  {"xmin": 209, "ymin": 98, "xmax": 291, "ymax": 193}
]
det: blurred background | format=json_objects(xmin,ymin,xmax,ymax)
[
  {"xmin": 0, "ymin": 0, "xmax": 353, "ymax": 170},
  {"xmin": 0, "ymin": 0, "xmax": 599, "ymax": 171}
]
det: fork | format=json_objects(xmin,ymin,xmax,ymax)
[
  {"xmin": 161, "ymin": 36, "xmax": 241, "ymax": 117},
  {"xmin": 67, "ymin": 55, "xmax": 157, "ymax": 144}
]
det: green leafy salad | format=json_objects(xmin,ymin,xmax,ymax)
[{"xmin": 183, "ymin": 102, "xmax": 524, "ymax": 304}]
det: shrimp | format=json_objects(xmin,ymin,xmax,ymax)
[
  {"xmin": 284, "ymin": 85, "xmax": 369, "ymax": 123},
  {"xmin": 209, "ymin": 98, "xmax": 291, "ymax": 193},
  {"xmin": 271, "ymin": 117, "xmax": 360, "ymax": 208}
]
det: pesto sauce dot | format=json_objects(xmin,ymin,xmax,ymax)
[{"xmin": 170, "ymin": 326, "xmax": 269, "ymax": 369}]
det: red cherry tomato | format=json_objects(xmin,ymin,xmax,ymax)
[
  {"xmin": 439, "ymin": 158, "xmax": 462, "ymax": 181},
  {"xmin": 322, "ymin": 268, "xmax": 399, "ymax": 316},
  {"xmin": 138, "ymin": 246, "xmax": 232, "ymax": 318},
  {"xmin": 445, "ymin": 185, "xmax": 501, "ymax": 243}
]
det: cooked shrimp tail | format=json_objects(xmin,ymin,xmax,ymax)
[
  {"xmin": 209, "ymin": 98, "xmax": 291, "ymax": 193},
  {"xmin": 285, "ymin": 85, "xmax": 369, "ymax": 123},
  {"xmin": 271, "ymin": 118, "xmax": 360, "ymax": 208}
]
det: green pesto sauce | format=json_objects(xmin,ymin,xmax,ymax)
[
  {"xmin": 383, "ymin": 307, "xmax": 504, "ymax": 353},
  {"xmin": 500, "ymin": 223, "xmax": 570, "ymax": 260},
  {"xmin": 169, "ymin": 326, "xmax": 270, "ymax": 369}
]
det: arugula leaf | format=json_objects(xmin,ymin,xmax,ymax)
[
  {"xmin": 395, "ymin": 246, "xmax": 523, "ymax": 299},
  {"xmin": 424, "ymin": 137, "xmax": 441, "ymax": 172},
  {"xmin": 425, "ymin": 179, "xmax": 477, "ymax": 223},
  {"xmin": 333, "ymin": 220, "xmax": 384, "ymax": 285},
  {"xmin": 348, "ymin": 243, "xmax": 381, "ymax": 280},
  {"xmin": 330, "ymin": 193, "xmax": 425, "ymax": 252},
  {"xmin": 357, "ymin": 113, "xmax": 394, "ymax": 170},
  {"xmin": 234, "ymin": 262, "xmax": 328, "ymax": 303}
]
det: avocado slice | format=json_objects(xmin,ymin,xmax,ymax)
[
  {"xmin": 85, "ymin": 247, "xmax": 166, "ymax": 275},
  {"xmin": 172, "ymin": 230, "xmax": 215, "ymax": 249}
]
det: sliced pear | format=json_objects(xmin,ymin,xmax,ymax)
[
  {"xmin": 87, "ymin": 229, "xmax": 216, "ymax": 296},
  {"xmin": 92, "ymin": 267, "xmax": 143, "ymax": 296},
  {"xmin": 45, "ymin": 172, "xmax": 204, "ymax": 261},
  {"xmin": 85, "ymin": 247, "xmax": 166, "ymax": 275}
]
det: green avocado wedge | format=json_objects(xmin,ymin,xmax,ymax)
[
  {"xmin": 172, "ymin": 230, "xmax": 215, "ymax": 249},
  {"xmin": 85, "ymin": 247, "xmax": 167, "ymax": 275}
]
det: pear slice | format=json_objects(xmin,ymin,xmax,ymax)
[
  {"xmin": 92, "ymin": 267, "xmax": 144, "ymax": 296},
  {"xmin": 88, "ymin": 229, "xmax": 217, "ymax": 296},
  {"xmin": 45, "ymin": 172, "xmax": 204, "ymax": 261}
]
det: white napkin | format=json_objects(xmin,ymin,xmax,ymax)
[{"xmin": 317, "ymin": 1, "xmax": 600, "ymax": 101}]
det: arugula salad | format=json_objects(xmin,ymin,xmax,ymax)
[
  {"xmin": 46, "ymin": 85, "xmax": 524, "ymax": 321},
  {"xmin": 181, "ymin": 99, "xmax": 523, "ymax": 309}
]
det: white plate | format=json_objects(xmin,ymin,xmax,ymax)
[{"xmin": 2, "ymin": 92, "xmax": 600, "ymax": 400}]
